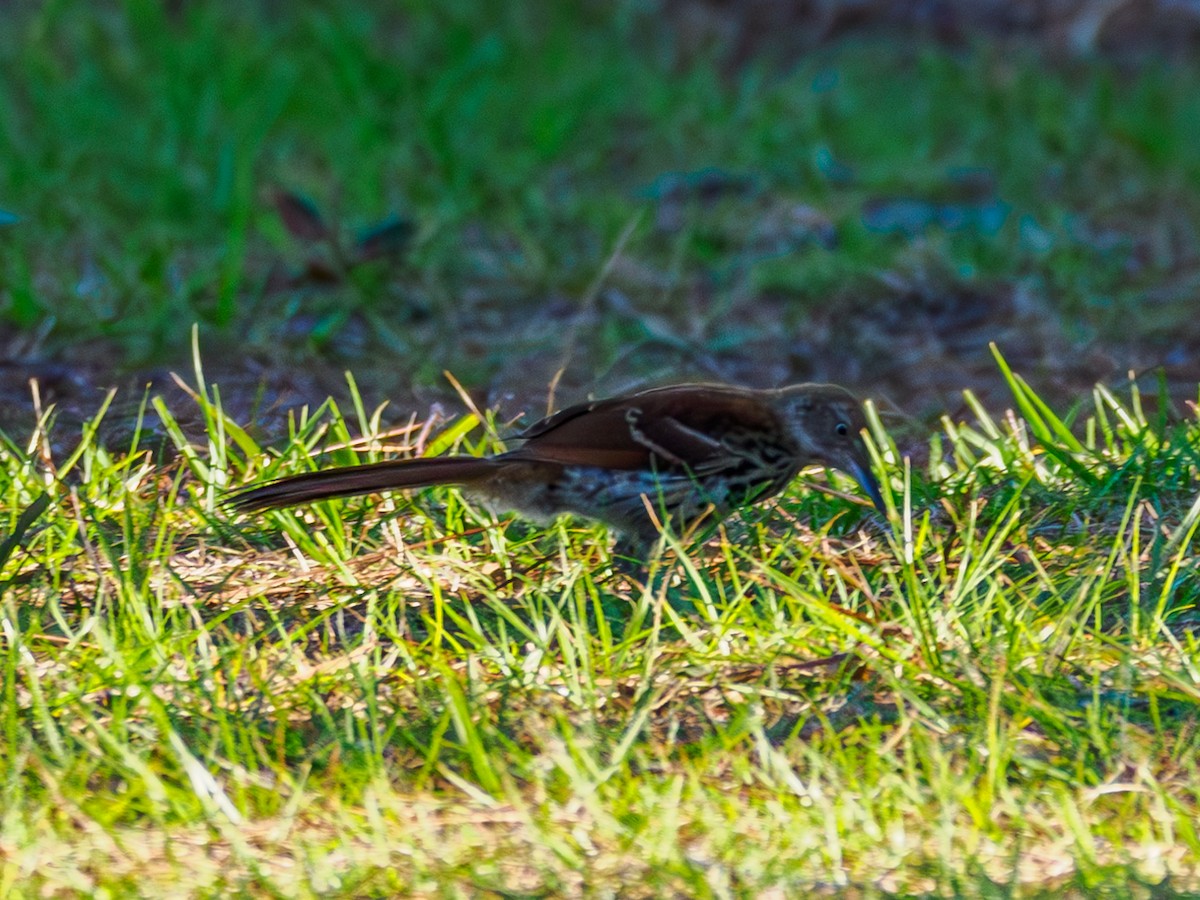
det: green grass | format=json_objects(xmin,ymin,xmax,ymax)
[
  {"xmin": 5, "ymin": 2, "xmax": 1200, "ymax": 894},
  {"xmin": 1, "ymin": 344, "xmax": 1198, "ymax": 895},
  {"xmin": 4, "ymin": 3, "xmax": 1200, "ymax": 375}
]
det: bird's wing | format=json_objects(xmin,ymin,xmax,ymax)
[{"xmin": 510, "ymin": 384, "xmax": 788, "ymax": 472}]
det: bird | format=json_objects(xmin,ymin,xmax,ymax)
[{"xmin": 229, "ymin": 382, "xmax": 885, "ymax": 556}]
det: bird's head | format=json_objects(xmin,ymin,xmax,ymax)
[{"xmin": 774, "ymin": 383, "xmax": 885, "ymax": 514}]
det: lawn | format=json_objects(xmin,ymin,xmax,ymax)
[{"xmin": 2, "ymin": 2, "xmax": 1200, "ymax": 896}]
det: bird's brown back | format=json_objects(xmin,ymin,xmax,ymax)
[{"xmin": 508, "ymin": 383, "xmax": 790, "ymax": 472}]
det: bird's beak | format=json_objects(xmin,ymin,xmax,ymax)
[{"xmin": 845, "ymin": 452, "xmax": 886, "ymax": 515}]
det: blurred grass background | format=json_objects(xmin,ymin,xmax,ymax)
[{"xmin": 4, "ymin": 0, "xmax": 1200, "ymax": 441}]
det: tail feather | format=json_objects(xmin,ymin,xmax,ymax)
[{"xmin": 228, "ymin": 456, "xmax": 501, "ymax": 512}]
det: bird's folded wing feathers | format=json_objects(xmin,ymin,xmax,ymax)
[{"xmin": 512, "ymin": 385, "xmax": 786, "ymax": 472}]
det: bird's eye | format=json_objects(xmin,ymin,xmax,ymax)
[{"xmin": 835, "ymin": 422, "xmax": 849, "ymax": 437}]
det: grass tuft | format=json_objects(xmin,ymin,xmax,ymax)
[{"xmin": 2, "ymin": 355, "xmax": 1198, "ymax": 893}]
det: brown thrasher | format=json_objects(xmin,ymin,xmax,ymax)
[{"xmin": 230, "ymin": 382, "xmax": 885, "ymax": 554}]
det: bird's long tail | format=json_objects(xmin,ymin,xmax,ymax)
[{"xmin": 227, "ymin": 456, "xmax": 502, "ymax": 512}]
